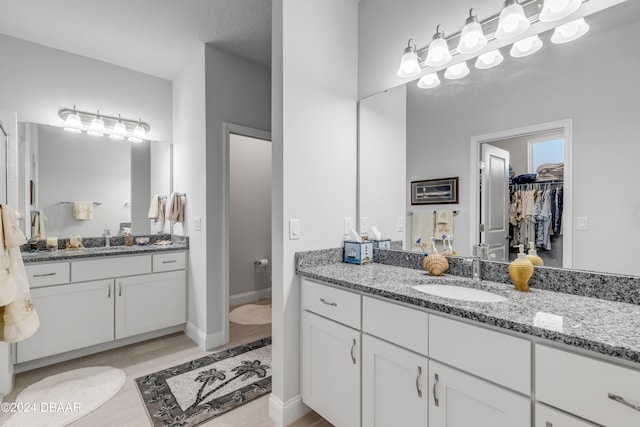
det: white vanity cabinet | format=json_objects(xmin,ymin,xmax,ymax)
[
  {"xmin": 301, "ymin": 279, "xmax": 361, "ymax": 427},
  {"xmin": 18, "ymin": 251, "xmax": 187, "ymax": 366},
  {"xmin": 535, "ymin": 403, "xmax": 599, "ymax": 427},
  {"xmin": 536, "ymin": 344, "xmax": 640, "ymax": 427}
]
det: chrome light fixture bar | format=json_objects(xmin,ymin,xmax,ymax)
[{"xmin": 58, "ymin": 108, "xmax": 150, "ymax": 142}]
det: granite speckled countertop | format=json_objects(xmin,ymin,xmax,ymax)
[
  {"xmin": 297, "ymin": 262, "xmax": 640, "ymax": 365},
  {"xmin": 21, "ymin": 242, "xmax": 188, "ymax": 263}
]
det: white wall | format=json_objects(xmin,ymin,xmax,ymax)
[
  {"xmin": 359, "ymin": 85, "xmax": 406, "ymax": 245},
  {"xmin": 230, "ymin": 134, "xmax": 271, "ymax": 301},
  {"xmin": 271, "ymin": 0, "xmax": 359, "ymax": 424},
  {"xmin": 37, "ymin": 125, "xmax": 131, "ymax": 238},
  {"xmin": 0, "ymin": 34, "xmax": 172, "ymax": 142},
  {"xmin": 406, "ymin": 20, "xmax": 640, "ymax": 276},
  {"xmin": 172, "ymin": 46, "xmax": 209, "ymax": 345}
]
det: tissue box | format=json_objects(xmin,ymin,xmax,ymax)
[
  {"xmin": 344, "ymin": 241, "xmax": 373, "ymax": 265},
  {"xmin": 372, "ymin": 239, "xmax": 391, "ymax": 250}
]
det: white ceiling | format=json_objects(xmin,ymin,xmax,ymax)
[{"xmin": 0, "ymin": 0, "xmax": 272, "ymax": 81}]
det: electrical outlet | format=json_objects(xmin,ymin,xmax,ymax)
[{"xmin": 576, "ymin": 217, "xmax": 588, "ymax": 231}]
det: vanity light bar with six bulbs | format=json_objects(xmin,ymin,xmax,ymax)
[
  {"xmin": 58, "ymin": 107, "xmax": 150, "ymax": 142},
  {"xmin": 398, "ymin": 0, "xmax": 592, "ymax": 89}
]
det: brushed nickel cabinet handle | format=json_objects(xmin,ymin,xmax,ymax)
[
  {"xmin": 118, "ymin": 282, "xmax": 122, "ymax": 297},
  {"xmin": 416, "ymin": 366, "xmax": 422, "ymax": 398},
  {"xmin": 108, "ymin": 283, "xmax": 111, "ymax": 298},
  {"xmin": 320, "ymin": 298, "xmax": 337, "ymax": 307},
  {"xmin": 608, "ymin": 393, "xmax": 640, "ymax": 412},
  {"xmin": 33, "ymin": 272, "xmax": 56, "ymax": 277},
  {"xmin": 546, "ymin": 422, "xmax": 553, "ymax": 427},
  {"xmin": 162, "ymin": 260, "xmax": 177, "ymax": 264},
  {"xmin": 350, "ymin": 339, "xmax": 356, "ymax": 365},
  {"xmin": 433, "ymin": 373, "xmax": 439, "ymax": 407}
]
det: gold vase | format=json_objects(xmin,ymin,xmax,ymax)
[
  {"xmin": 423, "ymin": 254, "xmax": 449, "ymax": 276},
  {"xmin": 509, "ymin": 258, "xmax": 534, "ymax": 292}
]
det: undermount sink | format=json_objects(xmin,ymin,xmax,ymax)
[{"xmin": 412, "ymin": 284, "xmax": 507, "ymax": 303}]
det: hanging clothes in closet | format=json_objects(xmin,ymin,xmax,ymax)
[{"xmin": 508, "ymin": 181, "xmax": 563, "ymax": 252}]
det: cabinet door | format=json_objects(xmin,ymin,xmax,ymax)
[
  {"xmin": 301, "ymin": 310, "xmax": 360, "ymax": 427},
  {"xmin": 429, "ymin": 361, "xmax": 530, "ymax": 427},
  {"xmin": 362, "ymin": 334, "xmax": 428, "ymax": 427},
  {"xmin": 17, "ymin": 280, "xmax": 114, "ymax": 363},
  {"xmin": 115, "ymin": 270, "xmax": 186, "ymax": 339}
]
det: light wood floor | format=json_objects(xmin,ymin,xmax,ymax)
[{"xmin": 0, "ymin": 299, "xmax": 332, "ymax": 427}]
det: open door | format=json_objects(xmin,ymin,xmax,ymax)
[{"xmin": 480, "ymin": 143, "xmax": 509, "ymax": 261}]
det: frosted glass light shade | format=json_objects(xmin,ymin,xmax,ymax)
[
  {"xmin": 444, "ymin": 61, "xmax": 470, "ymax": 80},
  {"xmin": 109, "ymin": 121, "xmax": 127, "ymax": 140},
  {"xmin": 539, "ymin": 0, "xmax": 582, "ymax": 23},
  {"xmin": 457, "ymin": 13, "xmax": 487, "ymax": 54},
  {"xmin": 425, "ymin": 34, "xmax": 451, "ymax": 67},
  {"xmin": 397, "ymin": 49, "xmax": 421, "ymax": 78},
  {"xmin": 129, "ymin": 122, "xmax": 147, "ymax": 142},
  {"xmin": 63, "ymin": 112, "xmax": 82, "ymax": 133},
  {"xmin": 510, "ymin": 35, "xmax": 543, "ymax": 57},
  {"xmin": 496, "ymin": 0, "xmax": 530, "ymax": 40},
  {"xmin": 417, "ymin": 73, "xmax": 441, "ymax": 89},
  {"xmin": 551, "ymin": 18, "xmax": 589, "ymax": 44},
  {"xmin": 475, "ymin": 49, "xmax": 504, "ymax": 69},
  {"xmin": 87, "ymin": 116, "xmax": 105, "ymax": 137}
]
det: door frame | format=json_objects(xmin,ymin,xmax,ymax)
[
  {"xmin": 469, "ymin": 119, "xmax": 573, "ymax": 268},
  {"xmin": 222, "ymin": 123, "xmax": 271, "ymax": 343}
]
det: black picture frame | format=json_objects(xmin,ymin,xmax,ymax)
[{"xmin": 411, "ymin": 177, "xmax": 459, "ymax": 205}]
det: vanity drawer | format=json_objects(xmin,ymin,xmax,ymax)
[
  {"xmin": 535, "ymin": 403, "xmax": 599, "ymax": 427},
  {"xmin": 302, "ymin": 279, "xmax": 361, "ymax": 329},
  {"xmin": 363, "ymin": 296, "xmax": 428, "ymax": 355},
  {"xmin": 25, "ymin": 262, "xmax": 70, "ymax": 288},
  {"xmin": 429, "ymin": 314, "xmax": 530, "ymax": 394},
  {"xmin": 536, "ymin": 345, "xmax": 640, "ymax": 427},
  {"xmin": 71, "ymin": 255, "xmax": 152, "ymax": 282},
  {"xmin": 153, "ymin": 252, "xmax": 186, "ymax": 272}
]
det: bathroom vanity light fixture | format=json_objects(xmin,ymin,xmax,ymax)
[
  {"xmin": 510, "ymin": 34, "xmax": 543, "ymax": 57},
  {"xmin": 495, "ymin": 0, "xmax": 530, "ymax": 40},
  {"xmin": 457, "ymin": 9, "xmax": 488, "ymax": 54},
  {"xmin": 539, "ymin": 0, "xmax": 582, "ymax": 22},
  {"xmin": 444, "ymin": 61, "xmax": 470, "ymax": 80},
  {"xmin": 425, "ymin": 25, "xmax": 452, "ymax": 67},
  {"xmin": 58, "ymin": 108, "xmax": 151, "ymax": 141},
  {"xmin": 475, "ymin": 49, "xmax": 504, "ymax": 69},
  {"xmin": 551, "ymin": 17, "xmax": 589, "ymax": 44}
]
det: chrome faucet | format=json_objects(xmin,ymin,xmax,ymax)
[
  {"xmin": 103, "ymin": 229, "xmax": 112, "ymax": 247},
  {"xmin": 471, "ymin": 243, "xmax": 489, "ymax": 283}
]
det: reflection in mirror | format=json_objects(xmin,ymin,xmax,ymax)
[
  {"xmin": 19, "ymin": 123, "xmax": 171, "ymax": 240},
  {"xmin": 358, "ymin": 2, "xmax": 640, "ymax": 277}
]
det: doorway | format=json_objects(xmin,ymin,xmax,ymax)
[
  {"xmin": 224, "ymin": 124, "xmax": 272, "ymax": 341},
  {"xmin": 470, "ymin": 119, "xmax": 573, "ymax": 269}
]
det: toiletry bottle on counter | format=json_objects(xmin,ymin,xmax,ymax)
[
  {"xmin": 526, "ymin": 242, "xmax": 544, "ymax": 266},
  {"xmin": 509, "ymin": 244, "xmax": 533, "ymax": 292},
  {"xmin": 124, "ymin": 229, "xmax": 134, "ymax": 246}
]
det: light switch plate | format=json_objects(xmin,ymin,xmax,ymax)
[
  {"xmin": 193, "ymin": 216, "xmax": 201, "ymax": 231},
  {"xmin": 397, "ymin": 217, "xmax": 404, "ymax": 232},
  {"xmin": 576, "ymin": 217, "xmax": 588, "ymax": 231},
  {"xmin": 289, "ymin": 219, "xmax": 301, "ymax": 240},
  {"xmin": 360, "ymin": 217, "xmax": 368, "ymax": 234},
  {"xmin": 344, "ymin": 217, "xmax": 353, "ymax": 234}
]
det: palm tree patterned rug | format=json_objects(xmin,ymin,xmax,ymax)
[{"xmin": 135, "ymin": 337, "xmax": 271, "ymax": 427}]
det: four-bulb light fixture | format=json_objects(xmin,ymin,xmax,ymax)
[
  {"xmin": 397, "ymin": 0, "xmax": 590, "ymax": 90},
  {"xmin": 59, "ymin": 107, "xmax": 150, "ymax": 142}
]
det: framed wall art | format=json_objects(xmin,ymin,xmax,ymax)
[{"xmin": 411, "ymin": 177, "xmax": 459, "ymax": 205}]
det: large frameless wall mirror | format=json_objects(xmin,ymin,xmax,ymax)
[
  {"xmin": 19, "ymin": 122, "xmax": 172, "ymax": 240},
  {"xmin": 357, "ymin": 1, "xmax": 640, "ymax": 277}
]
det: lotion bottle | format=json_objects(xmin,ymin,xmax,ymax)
[
  {"xmin": 509, "ymin": 244, "xmax": 534, "ymax": 292},
  {"xmin": 526, "ymin": 242, "xmax": 544, "ymax": 266}
]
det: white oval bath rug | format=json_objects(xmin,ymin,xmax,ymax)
[
  {"xmin": 3, "ymin": 366, "xmax": 125, "ymax": 427},
  {"xmin": 229, "ymin": 304, "xmax": 271, "ymax": 325}
]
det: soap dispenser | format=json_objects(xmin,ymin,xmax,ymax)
[
  {"xmin": 526, "ymin": 242, "xmax": 544, "ymax": 266},
  {"xmin": 509, "ymin": 244, "xmax": 534, "ymax": 292}
]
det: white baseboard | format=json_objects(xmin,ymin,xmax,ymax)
[
  {"xmin": 268, "ymin": 394, "xmax": 309, "ymax": 426},
  {"xmin": 229, "ymin": 288, "xmax": 272, "ymax": 307},
  {"xmin": 185, "ymin": 322, "xmax": 227, "ymax": 351}
]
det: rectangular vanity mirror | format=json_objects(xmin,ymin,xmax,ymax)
[
  {"xmin": 358, "ymin": 1, "xmax": 640, "ymax": 277},
  {"xmin": 19, "ymin": 122, "xmax": 171, "ymax": 240}
]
